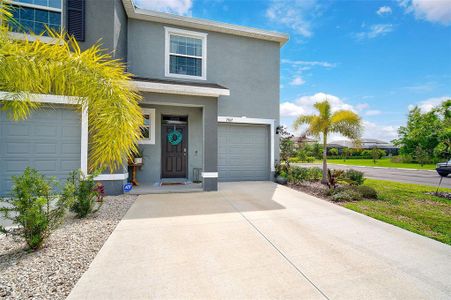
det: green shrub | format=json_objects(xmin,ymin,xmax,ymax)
[
  {"xmin": 0, "ymin": 168, "xmax": 67, "ymax": 250},
  {"xmin": 353, "ymin": 185, "xmax": 378, "ymax": 199},
  {"xmin": 288, "ymin": 167, "xmax": 307, "ymax": 184},
  {"xmin": 307, "ymin": 167, "xmax": 323, "ymax": 181},
  {"xmin": 305, "ymin": 156, "xmax": 315, "ymax": 163},
  {"xmin": 288, "ymin": 157, "xmax": 300, "ymax": 163},
  {"xmin": 287, "ymin": 166, "xmax": 322, "ymax": 184},
  {"xmin": 62, "ymin": 170, "xmax": 102, "ymax": 218},
  {"xmin": 331, "ymin": 189, "xmax": 362, "ymax": 202},
  {"xmin": 343, "ymin": 169, "xmax": 365, "ymax": 186}
]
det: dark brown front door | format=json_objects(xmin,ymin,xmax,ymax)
[{"xmin": 161, "ymin": 124, "xmax": 188, "ymax": 178}]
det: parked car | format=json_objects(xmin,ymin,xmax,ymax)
[{"xmin": 436, "ymin": 160, "xmax": 451, "ymax": 177}]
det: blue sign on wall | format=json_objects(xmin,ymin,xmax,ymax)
[{"xmin": 123, "ymin": 183, "xmax": 133, "ymax": 193}]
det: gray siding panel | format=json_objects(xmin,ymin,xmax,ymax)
[
  {"xmin": 218, "ymin": 123, "xmax": 269, "ymax": 181},
  {"xmin": 0, "ymin": 107, "xmax": 81, "ymax": 195}
]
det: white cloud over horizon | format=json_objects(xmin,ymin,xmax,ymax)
[
  {"xmin": 280, "ymin": 93, "xmax": 399, "ymax": 142},
  {"xmin": 400, "ymin": 0, "xmax": 451, "ymax": 25},
  {"xmin": 134, "ymin": 0, "xmax": 192, "ymax": 15},
  {"xmin": 408, "ymin": 96, "xmax": 451, "ymax": 112},
  {"xmin": 377, "ymin": 6, "xmax": 393, "ymax": 16}
]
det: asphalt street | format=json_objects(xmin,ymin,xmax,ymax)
[{"xmin": 295, "ymin": 163, "xmax": 451, "ymax": 189}]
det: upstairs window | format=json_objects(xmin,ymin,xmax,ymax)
[
  {"xmin": 9, "ymin": 0, "xmax": 62, "ymax": 36},
  {"xmin": 165, "ymin": 27, "xmax": 207, "ymax": 80}
]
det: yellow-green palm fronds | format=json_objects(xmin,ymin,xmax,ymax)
[
  {"xmin": 0, "ymin": 24, "xmax": 143, "ymax": 172},
  {"xmin": 330, "ymin": 110, "xmax": 362, "ymax": 141}
]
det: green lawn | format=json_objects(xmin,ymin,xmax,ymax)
[
  {"xmin": 316, "ymin": 158, "xmax": 436, "ymax": 170},
  {"xmin": 343, "ymin": 179, "xmax": 451, "ymax": 245}
]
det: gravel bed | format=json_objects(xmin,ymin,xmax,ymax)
[
  {"xmin": 0, "ymin": 195, "xmax": 136, "ymax": 300},
  {"xmin": 426, "ymin": 191, "xmax": 451, "ymax": 200}
]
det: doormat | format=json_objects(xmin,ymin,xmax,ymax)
[{"xmin": 160, "ymin": 182, "xmax": 186, "ymax": 186}]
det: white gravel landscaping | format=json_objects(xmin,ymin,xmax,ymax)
[{"xmin": 0, "ymin": 195, "xmax": 136, "ymax": 300}]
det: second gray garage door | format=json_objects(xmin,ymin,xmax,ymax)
[
  {"xmin": 0, "ymin": 107, "xmax": 81, "ymax": 196},
  {"xmin": 218, "ymin": 123, "xmax": 270, "ymax": 181}
]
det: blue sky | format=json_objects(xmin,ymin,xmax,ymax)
[{"xmin": 135, "ymin": 0, "xmax": 451, "ymax": 141}]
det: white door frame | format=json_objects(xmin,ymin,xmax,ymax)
[{"xmin": 217, "ymin": 116, "xmax": 275, "ymax": 172}]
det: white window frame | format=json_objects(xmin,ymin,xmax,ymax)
[
  {"xmin": 165, "ymin": 27, "xmax": 207, "ymax": 81},
  {"xmin": 10, "ymin": 0, "xmax": 63, "ymax": 36},
  {"xmin": 138, "ymin": 108, "xmax": 156, "ymax": 145}
]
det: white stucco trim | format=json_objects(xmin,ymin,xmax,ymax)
[
  {"xmin": 0, "ymin": 92, "xmax": 127, "ymax": 181},
  {"xmin": 218, "ymin": 116, "xmax": 276, "ymax": 172},
  {"xmin": 94, "ymin": 173, "xmax": 129, "ymax": 181},
  {"xmin": 138, "ymin": 108, "xmax": 156, "ymax": 145},
  {"xmin": 122, "ymin": 0, "xmax": 289, "ymax": 46},
  {"xmin": 164, "ymin": 27, "xmax": 207, "ymax": 81},
  {"xmin": 201, "ymin": 172, "xmax": 218, "ymax": 178},
  {"xmin": 133, "ymin": 80, "xmax": 230, "ymax": 97}
]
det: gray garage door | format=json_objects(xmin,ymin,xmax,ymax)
[
  {"xmin": 0, "ymin": 107, "xmax": 81, "ymax": 196},
  {"xmin": 218, "ymin": 123, "xmax": 270, "ymax": 181}
]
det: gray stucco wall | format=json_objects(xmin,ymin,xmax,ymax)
[
  {"xmin": 136, "ymin": 104, "xmax": 203, "ymax": 184},
  {"xmin": 127, "ymin": 20, "xmax": 281, "ymax": 165},
  {"xmin": 64, "ymin": 0, "xmax": 127, "ymax": 60},
  {"xmin": 127, "ymin": 20, "xmax": 280, "ymax": 121}
]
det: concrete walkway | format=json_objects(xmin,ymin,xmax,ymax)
[{"xmin": 68, "ymin": 182, "xmax": 451, "ymax": 299}]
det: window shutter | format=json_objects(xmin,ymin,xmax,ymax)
[{"xmin": 67, "ymin": 0, "xmax": 85, "ymax": 41}]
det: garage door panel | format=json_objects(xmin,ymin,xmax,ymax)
[
  {"xmin": 218, "ymin": 123, "xmax": 270, "ymax": 182},
  {"xmin": 0, "ymin": 108, "xmax": 81, "ymax": 195}
]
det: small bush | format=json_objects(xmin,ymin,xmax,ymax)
[
  {"xmin": 288, "ymin": 157, "xmax": 300, "ymax": 163},
  {"xmin": 62, "ymin": 170, "xmax": 102, "ymax": 218},
  {"xmin": 0, "ymin": 168, "xmax": 67, "ymax": 250},
  {"xmin": 307, "ymin": 167, "xmax": 323, "ymax": 181},
  {"xmin": 353, "ymin": 185, "xmax": 378, "ymax": 199},
  {"xmin": 287, "ymin": 166, "xmax": 322, "ymax": 184},
  {"xmin": 331, "ymin": 189, "xmax": 362, "ymax": 202},
  {"xmin": 343, "ymin": 169, "xmax": 365, "ymax": 186},
  {"xmin": 288, "ymin": 167, "xmax": 308, "ymax": 184}
]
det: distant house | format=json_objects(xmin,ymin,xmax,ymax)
[
  {"xmin": 291, "ymin": 136, "xmax": 319, "ymax": 149},
  {"xmin": 327, "ymin": 138, "xmax": 399, "ymax": 155}
]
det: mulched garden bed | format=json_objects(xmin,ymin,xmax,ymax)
[{"xmin": 0, "ymin": 195, "xmax": 136, "ymax": 300}]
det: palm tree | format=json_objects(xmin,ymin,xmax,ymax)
[
  {"xmin": 0, "ymin": 2, "xmax": 143, "ymax": 172},
  {"xmin": 294, "ymin": 100, "xmax": 362, "ymax": 184}
]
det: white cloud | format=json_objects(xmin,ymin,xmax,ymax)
[
  {"xmin": 280, "ymin": 102, "xmax": 306, "ymax": 117},
  {"xmin": 280, "ymin": 93, "xmax": 394, "ymax": 140},
  {"xmin": 281, "ymin": 59, "xmax": 336, "ymax": 68},
  {"xmin": 408, "ymin": 96, "xmax": 451, "ymax": 112},
  {"xmin": 365, "ymin": 110, "xmax": 382, "ymax": 116},
  {"xmin": 280, "ymin": 92, "xmax": 356, "ymax": 119},
  {"xmin": 362, "ymin": 121, "xmax": 399, "ymax": 141},
  {"xmin": 134, "ymin": 0, "xmax": 192, "ymax": 15},
  {"xmin": 377, "ymin": 6, "xmax": 393, "ymax": 16},
  {"xmin": 356, "ymin": 24, "xmax": 394, "ymax": 39},
  {"xmin": 400, "ymin": 0, "xmax": 451, "ymax": 25},
  {"xmin": 355, "ymin": 103, "xmax": 370, "ymax": 111},
  {"xmin": 266, "ymin": 0, "xmax": 321, "ymax": 37},
  {"xmin": 290, "ymin": 76, "xmax": 306, "ymax": 86}
]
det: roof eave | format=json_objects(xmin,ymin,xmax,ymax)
[
  {"xmin": 133, "ymin": 80, "xmax": 230, "ymax": 98},
  {"xmin": 122, "ymin": 0, "xmax": 289, "ymax": 47}
]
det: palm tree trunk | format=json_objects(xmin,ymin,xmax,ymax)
[{"xmin": 321, "ymin": 132, "xmax": 328, "ymax": 184}]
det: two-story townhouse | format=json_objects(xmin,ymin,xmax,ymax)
[{"xmin": 0, "ymin": 0, "xmax": 288, "ymax": 195}]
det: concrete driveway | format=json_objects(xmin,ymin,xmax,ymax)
[{"xmin": 68, "ymin": 182, "xmax": 451, "ymax": 299}]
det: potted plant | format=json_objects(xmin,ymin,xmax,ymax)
[{"xmin": 133, "ymin": 146, "xmax": 143, "ymax": 164}]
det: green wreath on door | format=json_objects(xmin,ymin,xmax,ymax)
[{"xmin": 167, "ymin": 129, "xmax": 183, "ymax": 145}]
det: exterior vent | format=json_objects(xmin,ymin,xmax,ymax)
[{"xmin": 67, "ymin": 0, "xmax": 85, "ymax": 41}]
